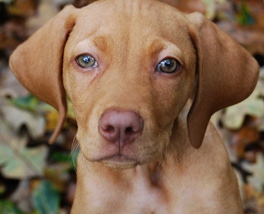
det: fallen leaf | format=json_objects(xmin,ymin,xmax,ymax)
[
  {"xmin": 7, "ymin": 0, "xmax": 36, "ymax": 17},
  {"xmin": 231, "ymin": 123, "xmax": 260, "ymax": 159},
  {"xmin": 26, "ymin": 0, "xmax": 58, "ymax": 35},
  {"xmin": 0, "ymin": 0, "xmax": 13, "ymax": 4},
  {"xmin": 0, "ymin": 139, "xmax": 48, "ymax": 179},
  {"xmin": 0, "ymin": 113, "xmax": 47, "ymax": 179},
  {"xmin": 222, "ymin": 68, "xmax": 264, "ymax": 130},
  {"xmin": 1, "ymin": 100, "xmax": 45, "ymax": 138},
  {"xmin": 44, "ymin": 163, "xmax": 71, "ymax": 191},
  {"xmin": 10, "ymin": 179, "xmax": 32, "ymax": 213},
  {"xmin": 242, "ymin": 153, "xmax": 264, "ymax": 193},
  {"xmin": 0, "ymin": 200, "xmax": 24, "ymax": 214},
  {"xmin": 244, "ymin": 183, "xmax": 264, "ymax": 213},
  {"xmin": 45, "ymin": 110, "xmax": 59, "ymax": 132},
  {"xmin": 202, "ymin": 0, "xmax": 227, "ymax": 20},
  {"xmin": 32, "ymin": 180, "xmax": 60, "ymax": 214}
]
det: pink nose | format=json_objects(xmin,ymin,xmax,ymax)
[{"xmin": 98, "ymin": 110, "xmax": 143, "ymax": 146}]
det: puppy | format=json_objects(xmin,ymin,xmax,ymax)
[{"xmin": 10, "ymin": 0, "xmax": 259, "ymax": 213}]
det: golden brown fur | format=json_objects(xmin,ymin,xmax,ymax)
[{"xmin": 10, "ymin": 0, "xmax": 259, "ymax": 213}]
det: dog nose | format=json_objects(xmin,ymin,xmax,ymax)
[{"xmin": 99, "ymin": 110, "xmax": 143, "ymax": 146}]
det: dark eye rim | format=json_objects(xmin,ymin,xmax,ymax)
[
  {"xmin": 156, "ymin": 57, "xmax": 181, "ymax": 74},
  {"xmin": 75, "ymin": 53, "xmax": 98, "ymax": 69}
]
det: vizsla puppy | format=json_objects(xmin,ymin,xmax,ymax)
[{"xmin": 10, "ymin": 0, "xmax": 259, "ymax": 213}]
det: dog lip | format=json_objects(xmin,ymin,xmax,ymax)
[
  {"xmin": 99, "ymin": 154, "xmax": 136, "ymax": 162},
  {"xmin": 94, "ymin": 154, "xmax": 140, "ymax": 168}
]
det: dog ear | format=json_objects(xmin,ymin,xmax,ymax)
[
  {"xmin": 9, "ymin": 5, "xmax": 77, "ymax": 143},
  {"xmin": 186, "ymin": 13, "xmax": 259, "ymax": 148}
]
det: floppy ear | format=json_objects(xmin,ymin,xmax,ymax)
[
  {"xmin": 9, "ymin": 5, "xmax": 77, "ymax": 143},
  {"xmin": 186, "ymin": 13, "xmax": 259, "ymax": 148}
]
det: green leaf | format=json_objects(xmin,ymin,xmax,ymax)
[
  {"xmin": 51, "ymin": 149, "xmax": 79, "ymax": 169},
  {"xmin": 51, "ymin": 152, "xmax": 71, "ymax": 163},
  {"xmin": 0, "ymin": 141, "xmax": 48, "ymax": 179},
  {"xmin": 0, "ymin": 200, "xmax": 24, "ymax": 214},
  {"xmin": 9, "ymin": 94, "xmax": 41, "ymax": 112},
  {"xmin": 0, "ymin": 117, "xmax": 47, "ymax": 179},
  {"xmin": 32, "ymin": 180, "xmax": 60, "ymax": 214},
  {"xmin": 236, "ymin": 1, "xmax": 254, "ymax": 26},
  {"xmin": 0, "ymin": 0, "xmax": 13, "ymax": 4},
  {"xmin": 0, "ymin": 100, "xmax": 48, "ymax": 179}
]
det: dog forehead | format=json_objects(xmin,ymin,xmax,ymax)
[
  {"xmin": 66, "ymin": 0, "xmax": 192, "ymax": 59},
  {"xmin": 72, "ymin": 0, "xmax": 189, "ymax": 39},
  {"xmin": 80, "ymin": 0, "xmax": 181, "ymax": 17}
]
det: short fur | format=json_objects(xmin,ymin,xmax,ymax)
[{"xmin": 10, "ymin": 0, "xmax": 259, "ymax": 213}]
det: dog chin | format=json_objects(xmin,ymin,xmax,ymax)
[{"xmin": 100, "ymin": 155, "xmax": 140, "ymax": 170}]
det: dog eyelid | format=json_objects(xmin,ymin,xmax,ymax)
[{"xmin": 76, "ymin": 54, "xmax": 98, "ymax": 69}]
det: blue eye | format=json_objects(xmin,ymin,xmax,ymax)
[
  {"xmin": 156, "ymin": 58, "xmax": 180, "ymax": 73},
  {"xmin": 76, "ymin": 54, "xmax": 97, "ymax": 68}
]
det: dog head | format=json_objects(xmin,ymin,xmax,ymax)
[{"xmin": 10, "ymin": 0, "xmax": 259, "ymax": 169}]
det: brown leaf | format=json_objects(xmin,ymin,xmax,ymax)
[
  {"xmin": 231, "ymin": 117, "xmax": 260, "ymax": 160},
  {"xmin": 7, "ymin": 0, "xmax": 37, "ymax": 17}
]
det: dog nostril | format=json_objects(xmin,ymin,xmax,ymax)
[
  {"xmin": 104, "ymin": 125, "xmax": 115, "ymax": 133},
  {"xmin": 125, "ymin": 127, "xmax": 135, "ymax": 135}
]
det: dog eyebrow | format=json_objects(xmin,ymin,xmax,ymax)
[
  {"xmin": 92, "ymin": 36, "xmax": 109, "ymax": 53},
  {"xmin": 148, "ymin": 38, "xmax": 184, "ymax": 65},
  {"xmin": 149, "ymin": 39, "xmax": 166, "ymax": 58}
]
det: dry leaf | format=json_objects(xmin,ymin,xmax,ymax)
[
  {"xmin": 0, "ymin": 101, "xmax": 45, "ymax": 138},
  {"xmin": 222, "ymin": 68, "xmax": 264, "ymax": 130},
  {"xmin": 0, "ymin": 122, "xmax": 48, "ymax": 179},
  {"xmin": 242, "ymin": 153, "xmax": 264, "ymax": 193}
]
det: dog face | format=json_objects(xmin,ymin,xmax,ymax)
[
  {"xmin": 63, "ymin": 1, "xmax": 196, "ymax": 168},
  {"xmin": 9, "ymin": 0, "xmax": 259, "ymax": 169}
]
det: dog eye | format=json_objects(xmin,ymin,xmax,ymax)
[
  {"xmin": 156, "ymin": 58, "xmax": 180, "ymax": 73},
  {"xmin": 76, "ymin": 54, "xmax": 97, "ymax": 68}
]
